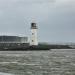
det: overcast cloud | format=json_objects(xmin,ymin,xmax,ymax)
[{"xmin": 0, "ymin": 0, "xmax": 75, "ymax": 43}]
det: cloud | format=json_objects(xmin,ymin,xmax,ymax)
[
  {"xmin": 55, "ymin": 0, "xmax": 75, "ymax": 7},
  {"xmin": 0, "ymin": 0, "xmax": 49, "ymax": 36},
  {"xmin": 0, "ymin": 0, "xmax": 75, "ymax": 42}
]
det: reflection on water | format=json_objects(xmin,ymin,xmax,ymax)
[{"xmin": 0, "ymin": 49, "xmax": 75, "ymax": 75}]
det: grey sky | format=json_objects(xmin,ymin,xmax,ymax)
[{"xmin": 0, "ymin": 0, "xmax": 75, "ymax": 43}]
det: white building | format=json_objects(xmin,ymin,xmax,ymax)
[
  {"xmin": 0, "ymin": 36, "xmax": 28, "ymax": 43},
  {"xmin": 30, "ymin": 22, "xmax": 38, "ymax": 46}
]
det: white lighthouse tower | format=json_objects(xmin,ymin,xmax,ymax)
[{"xmin": 30, "ymin": 22, "xmax": 38, "ymax": 46}]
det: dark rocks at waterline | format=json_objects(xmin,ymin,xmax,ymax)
[{"xmin": 0, "ymin": 43, "xmax": 73, "ymax": 51}]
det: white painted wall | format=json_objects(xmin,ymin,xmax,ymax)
[{"xmin": 30, "ymin": 29, "xmax": 38, "ymax": 46}]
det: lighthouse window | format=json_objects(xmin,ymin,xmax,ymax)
[
  {"xmin": 32, "ymin": 33, "xmax": 34, "ymax": 35},
  {"xmin": 32, "ymin": 40, "xmax": 34, "ymax": 42}
]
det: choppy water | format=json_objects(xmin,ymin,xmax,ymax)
[{"xmin": 0, "ymin": 49, "xmax": 75, "ymax": 75}]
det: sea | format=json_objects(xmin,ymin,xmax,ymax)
[{"xmin": 0, "ymin": 49, "xmax": 75, "ymax": 75}]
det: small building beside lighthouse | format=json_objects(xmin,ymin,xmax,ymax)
[{"xmin": 30, "ymin": 22, "xmax": 38, "ymax": 46}]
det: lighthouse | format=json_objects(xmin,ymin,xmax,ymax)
[{"xmin": 30, "ymin": 22, "xmax": 38, "ymax": 46}]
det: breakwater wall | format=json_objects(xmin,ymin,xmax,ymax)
[{"xmin": 0, "ymin": 43, "xmax": 73, "ymax": 50}]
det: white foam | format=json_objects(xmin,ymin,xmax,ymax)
[{"xmin": 0, "ymin": 72, "xmax": 13, "ymax": 75}]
